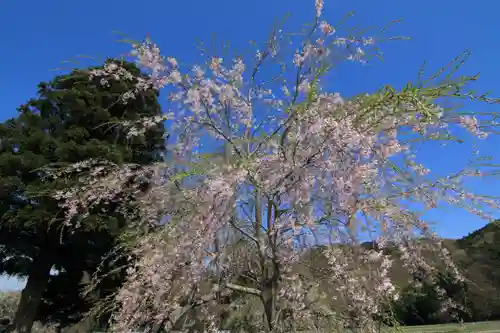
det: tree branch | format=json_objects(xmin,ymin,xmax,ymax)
[{"xmin": 225, "ymin": 282, "xmax": 262, "ymax": 296}]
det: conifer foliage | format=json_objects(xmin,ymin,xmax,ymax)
[{"xmin": 0, "ymin": 59, "xmax": 165, "ymax": 332}]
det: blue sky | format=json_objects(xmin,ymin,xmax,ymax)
[{"xmin": 1, "ymin": 0, "xmax": 500, "ymax": 290}]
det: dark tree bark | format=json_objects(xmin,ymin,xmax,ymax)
[{"xmin": 13, "ymin": 248, "xmax": 54, "ymax": 333}]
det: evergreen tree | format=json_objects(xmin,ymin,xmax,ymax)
[{"xmin": 0, "ymin": 59, "xmax": 165, "ymax": 332}]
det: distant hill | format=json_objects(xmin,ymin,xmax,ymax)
[{"xmin": 295, "ymin": 222, "xmax": 500, "ymax": 324}]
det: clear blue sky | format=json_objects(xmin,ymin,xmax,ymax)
[{"xmin": 1, "ymin": 0, "xmax": 500, "ymax": 290}]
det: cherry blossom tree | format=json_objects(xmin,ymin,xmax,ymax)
[{"xmin": 51, "ymin": 0, "xmax": 500, "ymax": 332}]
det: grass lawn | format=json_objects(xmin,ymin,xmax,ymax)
[{"xmin": 399, "ymin": 321, "xmax": 500, "ymax": 332}]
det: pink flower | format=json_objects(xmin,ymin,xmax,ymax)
[
  {"xmin": 319, "ymin": 21, "xmax": 335, "ymax": 35},
  {"xmin": 315, "ymin": 0, "xmax": 324, "ymax": 17}
]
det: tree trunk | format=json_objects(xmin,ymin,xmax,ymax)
[
  {"xmin": 261, "ymin": 277, "xmax": 278, "ymax": 332},
  {"xmin": 13, "ymin": 248, "xmax": 53, "ymax": 333}
]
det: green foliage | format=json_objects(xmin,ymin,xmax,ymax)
[
  {"xmin": 0, "ymin": 292, "xmax": 20, "ymax": 319},
  {"xmin": 390, "ymin": 222, "xmax": 500, "ymax": 326},
  {"xmin": 0, "ymin": 59, "xmax": 165, "ymax": 330}
]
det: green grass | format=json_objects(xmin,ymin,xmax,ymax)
[
  {"xmin": 398, "ymin": 321, "xmax": 500, "ymax": 333},
  {"xmin": 303, "ymin": 321, "xmax": 500, "ymax": 333}
]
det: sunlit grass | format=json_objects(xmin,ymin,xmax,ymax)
[{"xmin": 398, "ymin": 321, "xmax": 500, "ymax": 333}]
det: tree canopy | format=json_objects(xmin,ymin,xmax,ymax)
[{"xmin": 0, "ymin": 59, "xmax": 165, "ymax": 332}]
